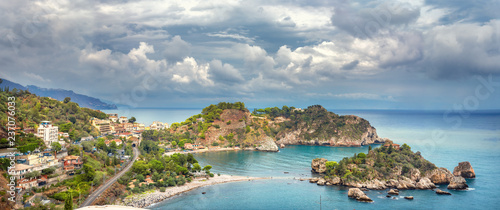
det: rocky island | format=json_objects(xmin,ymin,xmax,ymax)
[
  {"xmin": 309, "ymin": 141, "xmax": 476, "ymax": 202},
  {"xmin": 161, "ymin": 103, "xmax": 385, "ymax": 152}
]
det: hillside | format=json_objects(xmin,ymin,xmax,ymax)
[
  {"xmin": 0, "ymin": 88, "xmax": 106, "ymax": 151},
  {"xmin": 0, "ymin": 78, "xmax": 117, "ymax": 110},
  {"xmin": 149, "ymin": 102, "xmax": 385, "ymax": 151}
]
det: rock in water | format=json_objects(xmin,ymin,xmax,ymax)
[
  {"xmin": 416, "ymin": 177, "xmax": 436, "ymax": 189},
  {"xmin": 426, "ymin": 168, "xmax": 454, "ymax": 184},
  {"xmin": 348, "ymin": 188, "xmax": 373, "ymax": 202},
  {"xmin": 256, "ymin": 137, "xmax": 279, "ymax": 152},
  {"xmin": 388, "ymin": 189, "xmax": 399, "ymax": 195},
  {"xmin": 330, "ymin": 177, "xmax": 341, "ymax": 185},
  {"xmin": 311, "ymin": 158, "xmax": 327, "ymax": 173},
  {"xmin": 317, "ymin": 178, "xmax": 326, "ymax": 186},
  {"xmin": 404, "ymin": 196, "xmax": 414, "ymax": 200},
  {"xmin": 453, "ymin": 161, "xmax": 476, "ymax": 178},
  {"xmin": 280, "ymin": 143, "xmax": 286, "ymax": 148},
  {"xmin": 397, "ymin": 177, "xmax": 416, "ymax": 190},
  {"xmin": 447, "ymin": 176, "xmax": 468, "ymax": 190},
  {"xmin": 436, "ymin": 189, "xmax": 452, "ymax": 195},
  {"xmin": 309, "ymin": 177, "xmax": 320, "ymax": 183}
]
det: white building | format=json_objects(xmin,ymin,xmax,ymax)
[
  {"xmin": 150, "ymin": 121, "xmax": 165, "ymax": 131},
  {"xmin": 37, "ymin": 121, "xmax": 58, "ymax": 148},
  {"xmin": 119, "ymin": 116, "xmax": 128, "ymax": 124}
]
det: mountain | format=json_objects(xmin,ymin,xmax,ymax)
[{"xmin": 0, "ymin": 78, "xmax": 116, "ymax": 110}]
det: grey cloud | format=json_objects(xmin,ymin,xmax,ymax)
[
  {"xmin": 331, "ymin": 0, "xmax": 420, "ymax": 38},
  {"xmin": 209, "ymin": 60, "xmax": 245, "ymax": 84},
  {"xmin": 341, "ymin": 60, "xmax": 359, "ymax": 70}
]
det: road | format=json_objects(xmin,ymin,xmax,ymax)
[{"xmin": 80, "ymin": 147, "xmax": 139, "ymax": 207}]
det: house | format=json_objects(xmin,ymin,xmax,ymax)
[
  {"xmin": 384, "ymin": 143, "xmax": 400, "ymax": 150},
  {"xmin": 81, "ymin": 136, "xmax": 94, "ymax": 141},
  {"xmin": 23, "ymin": 128, "xmax": 35, "ymax": 134},
  {"xmin": 119, "ymin": 116, "xmax": 128, "ymax": 124},
  {"xmin": 184, "ymin": 143, "xmax": 193, "ymax": 150},
  {"xmin": 58, "ymin": 132, "xmax": 69, "ymax": 138},
  {"xmin": 10, "ymin": 164, "xmax": 34, "ymax": 179},
  {"xmin": 37, "ymin": 175, "xmax": 48, "ymax": 187},
  {"xmin": 91, "ymin": 118, "xmax": 112, "ymax": 135},
  {"xmin": 105, "ymin": 139, "xmax": 122, "ymax": 146},
  {"xmin": 123, "ymin": 123, "xmax": 134, "ymax": 132},
  {"xmin": 109, "ymin": 115, "xmax": 118, "ymax": 122},
  {"xmin": 149, "ymin": 121, "xmax": 165, "ymax": 131},
  {"xmin": 36, "ymin": 121, "xmax": 58, "ymax": 147},
  {"xmin": 119, "ymin": 132, "xmax": 133, "ymax": 138},
  {"xmin": 63, "ymin": 155, "xmax": 83, "ymax": 172},
  {"xmin": 17, "ymin": 178, "xmax": 38, "ymax": 190}
]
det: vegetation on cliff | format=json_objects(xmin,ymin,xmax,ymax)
[
  {"xmin": 145, "ymin": 102, "xmax": 380, "ymax": 149},
  {"xmin": 323, "ymin": 143, "xmax": 437, "ymax": 183},
  {"xmin": 0, "ymin": 88, "xmax": 105, "ymax": 151}
]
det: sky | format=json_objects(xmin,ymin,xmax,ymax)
[{"xmin": 1, "ymin": 0, "xmax": 500, "ymax": 110}]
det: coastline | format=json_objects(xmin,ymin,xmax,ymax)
[{"xmin": 122, "ymin": 175, "xmax": 270, "ymax": 208}]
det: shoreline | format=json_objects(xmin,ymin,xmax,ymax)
[{"xmin": 122, "ymin": 175, "xmax": 270, "ymax": 208}]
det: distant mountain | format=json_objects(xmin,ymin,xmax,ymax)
[{"xmin": 0, "ymin": 78, "xmax": 117, "ymax": 110}]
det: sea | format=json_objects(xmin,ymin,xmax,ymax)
[{"xmin": 101, "ymin": 108, "xmax": 500, "ymax": 209}]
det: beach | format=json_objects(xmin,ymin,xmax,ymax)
[{"xmin": 122, "ymin": 175, "xmax": 269, "ymax": 208}]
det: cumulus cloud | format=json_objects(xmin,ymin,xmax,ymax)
[{"xmin": 0, "ymin": 0, "xmax": 499, "ymax": 108}]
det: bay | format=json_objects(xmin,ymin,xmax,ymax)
[{"xmin": 104, "ymin": 108, "xmax": 500, "ymax": 209}]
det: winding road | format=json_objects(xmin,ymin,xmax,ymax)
[{"xmin": 80, "ymin": 147, "xmax": 139, "ymax": 207}]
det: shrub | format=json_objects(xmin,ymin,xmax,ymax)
[
  {"xmin": 209, "ymin": 173, "xmax": 214, "ymax": 177},
  {"xmin": 159, "ymin": 187, "xmax": 166, "ymax": 192},
  {"xmin": 226, "ymin": 121, "xmax": 231, "ymax": 125}
]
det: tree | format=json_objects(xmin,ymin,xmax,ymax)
[
  {"xmin": 368, "ymin": 145, "xmax": 372, "ymax": 152},
  {"xmin": 82, "ymin": 141, "xmax": 94, "ymax": 151},
  {"xmin": 69, "ymin": 116, "xmax": 76, "ymax": 124},
  {"xmin": 192, "ymin": 163, "xmax": 201, "ymax": 172},
  {"xmin": 82, "ymin": 164, "xmax": 96, "ymax": 182},
  {"xmin": 149, "ymin": 159, "xmax": 164, "ymax": 172},
  {"xmin": 202, "ymin": 165, "xmax": 212, "ymax": 173},
  {"xmin": 132, "ymin": 161, "xmax": 149, "ymax": 175},
  {"xmin": 64, "ymin": 190, "xmax": 73, "ymax": 210},
  {"xmin": 51, "ymin": 142, "xmax": 62, "ymax": 158},
  {"xmin": 64, "ymin": 97, "xmax": 71, "ymax": 103},
  {"xmin": 129, "ymin": 117, "xmax": 136, "ymax": 123}
]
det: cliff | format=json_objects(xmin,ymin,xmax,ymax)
[{"xmin": 167, "ymin": 102, "xmax": 385, "ymax": 151}]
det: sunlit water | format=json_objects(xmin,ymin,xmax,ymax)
[{"xmin": 106, "ymin": 108, "xmax": 500, "ymax": 209}]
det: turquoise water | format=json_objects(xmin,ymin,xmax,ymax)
[{"xmin": 119, "ymin": 108, "xmax": 499, "ymax": 209}]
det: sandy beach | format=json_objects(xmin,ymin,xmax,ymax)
[{"xmin": 122, "ymin": 175, "xmax": 269, "ymax": 208}]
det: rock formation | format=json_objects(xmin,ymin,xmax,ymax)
[
  {"xmin": 404, "ymin": 196, "xmax": 414, "ymax": 200},
  {"xmin": 397, "ymin": 177, "xmax": 416, "ymax": 190},
  {"xmin": 255, "ymin": 137, "xmax": 279, "ymax": 152},
  {"xmin": 311, "ymin": 158, "xmax": 327, "ymax": 173},
  {"xmin": 426, "ymin": 168, "xmax": 454, "ymax": 184},
  {"xmin": 388, "ymin": 189, "xmax": 399, "ymax": 195},
  {"xmin": 447, "ymin": 176, "xmax": 468, "ymax": 190},
  {"xmin": 436, "ymin": 189, "xmax": 452, "ymax": 195},
  {"xmin": 348, "ymin": 188, "xmax": 373, "ymax": 202},
  {"xmin": 416, "ymin": 177, "xmax": 436, "ymax": 189},
  {"xmin": 409, "ymin": 168, "xmax": 421, "ymax": 181},
  {"xmin": 317, "ymin": 178, "xmax": 326, "ymax": 186},
  {"xmin": 453, "ymin": 161, "xmax": 475, "ymax": 179},
  {"xmin": 330, "ymin": 177, "xmax": 341, "ymax": 185}
]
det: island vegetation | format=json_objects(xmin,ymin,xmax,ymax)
[{"xmin": 146, "ymin": 102, "xmax": 383, "ymax": 151}]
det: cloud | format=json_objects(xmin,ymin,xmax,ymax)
[
  {"xmin": 0, "ymin": 0, "xmax": 499, "ymax": 109},
  {"xmin": 23, "ymin": 72, "xmax": 51, "ymax": 83},
  {"xmin": 341, "ymin": 60, "xmax": 359, "ymax": 70}
]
